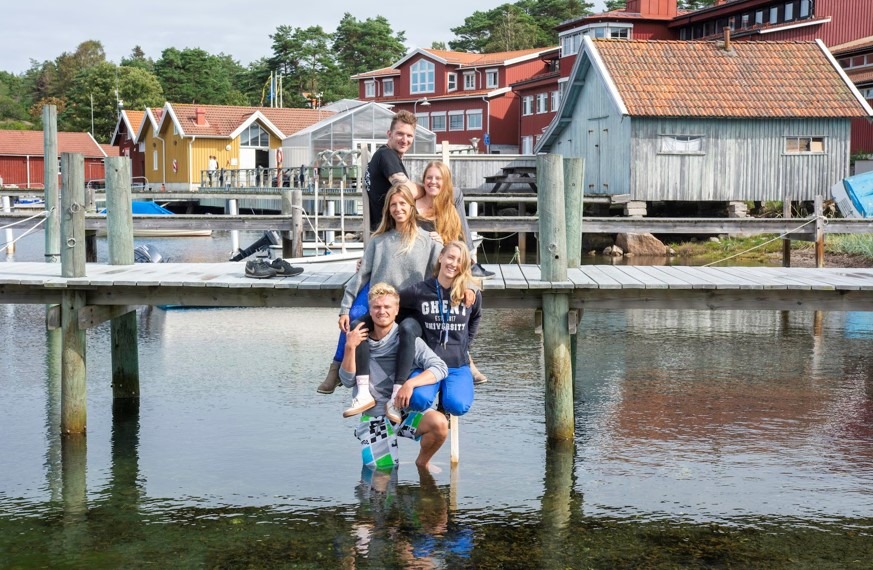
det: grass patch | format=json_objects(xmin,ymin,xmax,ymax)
[{"xmin": 668, "ymin": 234, "xmax": 873, "ymax": 265}]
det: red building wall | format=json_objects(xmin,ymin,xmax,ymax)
[{"xmin": 0, "ymin": 156, "xmax": 105, "ymax": 188}]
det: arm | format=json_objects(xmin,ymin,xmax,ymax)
[
  {"xmin": 467, "ymin": 291, "xmax": 482, "ymax": 346},
  {"xmin": 339, "ymin": 322, "xmax": 368, "ymax": 388},
  {"xmin": 453, "ymin": 186, "xmax": 473, "ymax": 251},
  {"xmin": 339, "ymin": 239, "xmax": 376, "ymax": 328}
]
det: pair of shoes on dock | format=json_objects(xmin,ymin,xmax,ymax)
[
  {"xmin": 244, "ymin": 259, "xmax": 304, "ymax": 279},
  {"xmin": 471, "ymin": 262, "xmax": 495, "ymax": 279}
]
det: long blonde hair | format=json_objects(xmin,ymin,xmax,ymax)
[
  {"xmin": 374, "ymin": 182, "xmax": 421, "ymax": 253},
  {"xmin": 433, "ymin": 240, "xmax": 478, "ymax": 306},
  {"xmin": 420, "ymin": 161, "xmax": 462, "ymax": 244}
]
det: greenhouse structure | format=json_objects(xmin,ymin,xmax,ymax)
[{"xmin": 281, "ymin": 101, "xmax": 436, "ymax": 169}]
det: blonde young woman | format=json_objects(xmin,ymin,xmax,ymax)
[{"xmin": 319, "ymin": 183, "xmax": 442, "ymax": 418}]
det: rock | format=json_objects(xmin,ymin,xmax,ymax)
[
  {"xmin": 615, "ymin": 233, "xmax": 667, "ymax": 256},
  {"xmin": 603, "ymin": 245, "xmax": 624, "ymax": 257},
  {"xmin": 709, "ymin": 236, "xmax": 720, "ymax": 243}
]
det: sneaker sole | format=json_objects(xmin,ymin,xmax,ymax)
[
  {"xmin": 342, "ymin": 400, "xmax": 376, "ymax": 417},
  {"xmin": 386, "ymin": 412, "xmax": 402, "ymax": 424},
  {"xmin": 275, "ymin": 269, "xmax": 304, "ymax": 277},
  {"xmin": 245, "ymin": 271, "xmax": 275, "ymax": 279},
  {"xmin": 316, "ymin": 386, "xmax": 337, "ymax": 394}
]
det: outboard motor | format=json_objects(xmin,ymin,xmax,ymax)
[
  {"xmin": 229, "ymin": 230, "xmax": 281, "ymax": 261},
  {"xmin": 134, "ymin": 244, "xmax": 166, "ymax": 263}
]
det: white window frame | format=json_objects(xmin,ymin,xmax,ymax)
[
  {"xmin": 448, "ymin": 110, "xmax": 465, "ymax": 131},
  {"xmin": 364, "ymin": 81, "xmax": 376, "ymax": 98},
  {"xmin": 560, "ymin": 31, "xmax": 582, "ymax": 57},
  {"xmin": 522, "ymin": 95, "xmax": 533, "ymax": 116},
  {"xmin": 485, "ymin": 68, "xmax": 499, "ymax": 89},
  {"xmin": 415, "ymin": 113, "xmax": 429, "ymax": 130},
  {"xmin": 536, "ymin": 93, "xmax": 548, "ymax": 114},
  {"xmin": 411, "ymin": 59, "xmax": 435, "ymax": 94},
  {"xmin": 383, "ymin": 78, "xmax": 394, "ymax": 97},
  {"xmin": 447, "ymin": 72, "xmax": 457, "ymax": 92},
  {"xmin": 521, "ymin": 135, "xmax": 533, "ymax": 155},
  {"xmin": 463, "ymin": 72, "xmax": 476, "ymax": 90},
  {"xmin": 784, "ymin": 136, "xmax": 826, "ymax": 155},
  {"xmin": 658, "ymin": 135, "xmax": 705, "ymax": 155},
  {"xmin": 551, "ymin": 90, "xmax": 561, "ymax": 112},
  {"xmin": 466, "ymin": 109, "xmax": 483, "ymax": 130},
  {"xmin": 430, "ymin": 112, "xmax": 446, "ymax": 131},
  {"xmin": 153, "ymin": 149, "xmax": 158, "ymax": 171}
]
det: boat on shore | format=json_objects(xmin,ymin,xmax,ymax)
[
  {"xmin": 99, "ymin": 201, "xmax": 212, "ymax": 237},
  {"xmin": 832, "ymin": 170, "xmax": 873, "ymax": 218}
]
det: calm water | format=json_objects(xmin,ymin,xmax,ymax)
[{"xmin": 2, "ymin": 231, "xmax": 873, "ymax": 568}]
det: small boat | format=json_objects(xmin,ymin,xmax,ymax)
[
  {"xmin": 99, "ymin": 201, "xmax": 212, "ymax": 237},
  {"xmin": 832, "ymin": 170, "xmax": 873, "ymax": 218}
]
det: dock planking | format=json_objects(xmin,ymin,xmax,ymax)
[{"xmin": 2, "ymin": 262, "xmax": 873, "ymax": 312}]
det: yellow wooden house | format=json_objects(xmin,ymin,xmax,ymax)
[{"xmin": 136, "ymin": 103, "xmax": 332, "ymax": 191}]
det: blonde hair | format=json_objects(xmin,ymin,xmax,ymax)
[
  {"xmin": 434, "ymin": 240, "xmax": 478, "ymax": 306},
  {"xmin": 373, "ymin": 182, "xmax": 421, "ymax": 254},
  {"xmin": 368, "ymin": 282, "xmax": 399, "ymax": 305},
  {"xmin": 420, "ymin": 161, "xmax": 462, "ymax": 244}
]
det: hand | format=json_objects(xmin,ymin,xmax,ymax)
[
  {"xmin": 345, "ymin": 322, "xmax": 368, "ymax": 349},
  {"xmin": 394, "ymin": 382, "xmax": 414, "ymax": 409},
  {"xmin": 338, "ymin": 314, "xmax": 350, "ymax": 332},
  {"xmin": 463, "ymin": 288, "xmax": 475, "ymax": 307},
  {"xmin": 355, "ymin": 258, "xmax": 362, "ymax": 272},
  {"xmin": 429, "ymin": 231, "xmax": 443, "ymax": 245}
]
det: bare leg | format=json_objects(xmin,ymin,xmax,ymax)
[{"xmin": 415, "ymin": 410, "xmax": 448, "ymax": 472}]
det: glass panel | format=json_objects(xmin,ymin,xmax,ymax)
[
  {"xmin": 449, "ymin": 114, "xmax": 464, "ymax": 131},
  {"xmin": 810, "ymin": 138, "xmax": 825, "ymax": 152}
]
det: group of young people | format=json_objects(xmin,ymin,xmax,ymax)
[{"xmin": 317, "ymin": 110, "xmax": 491, "ymax": 472}]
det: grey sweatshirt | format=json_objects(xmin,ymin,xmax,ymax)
[
  {"xmin": 340, "ymin": 227, "xmax": 442, "ymax": 315},
  {"xmin": 339, "ymin": 322, "xmax": 448, "ymax": 417}
]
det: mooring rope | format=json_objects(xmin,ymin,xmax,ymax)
[
  {"xmin": 702, "ymin": 216, "xmax": 824, "ymax": 267},
  {"xmin": 0, "ymin": 207, "xmax": 50, "ymax": 231},
  {"xmin": 0, "ymin": 207, "xmax": 54, "ymax": 250}
]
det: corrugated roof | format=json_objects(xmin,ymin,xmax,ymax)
[
  {"xmin": 166, "ymin": 103, "xmax": 333, "ymax": 138},
  {"xmin": 830, "ymin": 35, "xmax": 873, "ymax": 56},
  {"xmin": 595, "ymin": 39, "xmax": 867, "ymax": 118},
  {"xmin": 0, "ymin": 130, "xmax": 106, "ymax": 157},
  {"xmin": 424, "ymin": 47, "xmax": 548, "ymax": 67}
]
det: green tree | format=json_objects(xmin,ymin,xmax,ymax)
[
  {"xmin": 604, "ymin": 0, "xmax": 626, "ymax": 10},
  {"xmin": 431, "ymin": 41, "xmax": 448, "ymax": 50},
  {"xmin": 679, "ymin": 0, "xmax": 718, "ymax": 9},
  {"xmin": 269, "ymin": 25, "xmax": 354, "ymax": 105},
  {"xmin": 121, "ymin": 46, "xmax": 155, "ymax": 74},
  {"xmin": 0, "ymin": 71, "xmax": 32, "ymax": 127},
  {"xmin": 61, "ymin": 62, "xmax": 164, "ymax": 142},
  {"xmin": 333, "ymin": 13, "xmax": 407, "ymax": 77},
  {"xmin": 450, "ymin": 0, "xmax": 592, "ymax": 52},
  {"xmin": 154, "ymin": 47, "xmax": 247, "ymax": 105}
]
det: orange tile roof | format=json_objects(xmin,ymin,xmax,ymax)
[
  {"xmin": 101, "ymin": 144, "xmax": 120, "ymax": 157},
  {"xmin": 424, "ymin": 47, "xmax": 550, "ymax": 67},
  {"xmin": 594, "ymin": 39, "xmax": 867, "ymax": 118},
  {"xmin": 0, "ymin": 130, "xmax": 105, "ymax": 157},
  {"xmin": 847, "ymin": 68, "xmax": 873, "ymax": 86},
  {"xmin": 830, "ymin": 35, "xmax": 873, "ymax": 56},
  {"xmin": 123, "ymin": 110, "xmax": 145, "ymax": 137},
  {"xmin": 167, "ymin": 104, "xmax": 333, "ymax": 138}
]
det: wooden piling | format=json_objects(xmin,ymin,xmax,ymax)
[
  {"xmin": 105, "ymin": 156, "xmax": 140, "ymax": 405},
  {"xmin": 782, "ymin": 199, "xmax": 792, "ymax": 267},
  {"xmin": 60, "ymin": 153, "xmax": 87, "ymax": 434},
  {"xmin": 537, "ymin": 153, "xmax": 574, "ymax": 442},
  {"xmin": 563, "ymin": 157, "xmax": 585, "ymax": 383},
  {"xmin": 85, "ymin": 186, "xmax": 97, "ymax": 262},
  {"xmin": 815, "ymin": 196, "xmax": 825, "ymax": 268},
  {"xmin": 284, "ymin": 189, "xmax": 303, "ymax": 258},
  {"xmin": 227, "ymin": 198, "xmax": 240, "ymax": 255},
  {"xmin": 44, "ymin": 105, "xmax": 60, "ymax": 263}
]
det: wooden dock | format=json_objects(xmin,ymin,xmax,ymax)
[{"xmin": 3, "ymin": 261, "xmax": 873, "ymax": 313}]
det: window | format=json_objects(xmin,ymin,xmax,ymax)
[
  {"xmin": 755, "ymin": 10, "xmax": 764, "ymax": 24},
  {"xmin": 365, "ymin": 81, "xmax": 376, "ymax": 98},
  {"xmin": 770, "ymin": 6, "xmax": 779, "ymax": 24},
  {"xmin": 485, "ymin": 69, "xmax": 498, "ymax": 89},
  {"xmin": 784, "ymin": 2, "xmax": 794, "ymax": 21},
  {"xmin": 383, "ymin": 79, "xmax": 394, "ymax": 97},
  {"xmin": 551, "ymin": 90, "xmax": 561, "ymax": 112},
  {"xmin": 610, "ymin": 27, "xmax": 629, "ymax": 39},
  {"xmin": 536, "ymin": 93, "xmax": 548, "ymax": 114},
  {"xmin": 241, "ymin": 123, "xmax": 269, "ymax": 147},
  {"xmin": 411, "ymin": 59, "xmax": 435, "ymax": 94},
  {"xmin": 659, "ymin": 135, "xmax": 704, "ymax": 154},
  {"xmin": 430, "ymin": 113, "xmax": 446, "ymax": 131},
  {"xmin": 741, "ymin": 13, "xmax": 750, "ymax": 28},
  {"xmin": 447, "ymin": 73, "xmax": 457, "ymax": 91},
  {"xmin": 521, "ymin": 136, "xmax": 533, "ymax": 155},
  {"xmin": 522, "ymin": 95, "xmax": 533, "ymax": 116},
  {"xmin": 862, "ymin": 87, "xmax": 873, "ymax": 100},
  {"xmin": 785, "ymin": 136, "xmax": 825, "ymax": 154},
  {"xmin": 799, "ymin": 0, "xmax": 810, "ymax": 18},
  {"xmin": 464, "ymin": 72, "xmax": 476, "ymax": 90},
  {"xmin": 561, "ymin": 32, "xmax": 581, "ymax": 57},
  {"xmin": 416, "ymin": 113, "xmax": 429, "ymax": 130},
  {"xmin": 449, "ymin": 111, "xmax": 464, "ymax": 131},
  {"xmin": 153, "ymin": 149, "xmax": 158, "ymax": 171},
  {"xmin": 467, "ymin": 110, "xmax": 482, "ymax": 130}
]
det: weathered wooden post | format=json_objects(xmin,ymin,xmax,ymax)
[
  {"xmin": 538, "ymin": 153, "xmax": 574, "ymax": 441},
  {"xmin": 814, "ymin": 195, "xmax": 825, "ymax": 268},
  {"xmin": 227, "ymin": 198, "xmax": 240, "ymax": 255},
  {"xmin": 44, "ymin": 105, "xmax": 60, "ymax": 263},
  {"xmin": 105, "ymin": 156, "xmax": 140, "ymax": 411},
  {"xmin": 60, "ymin": 153, "xmax": 87, "ymax": 435},
  {"xmin": 84, "ymin": 185, "xmax": 97, "ymax": 262},
  {"xmin": 782, "ymin": 200, "xmax": 792, "ymax": 267},
  {"xmin": 283, "ymin": 188, "xmax": 303, "ymax": 258},
  {"xmin": 563, "ymin": 157, "xmax": 584, "ymax": 382}
]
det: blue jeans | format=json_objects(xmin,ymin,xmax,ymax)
[
  {"xmin": 408, "ymin": 366, "xmax": 474, "ymax": 417},
  {"xmin": 333, "ymin": 282, "xmax": 370, "ymax": 362}
]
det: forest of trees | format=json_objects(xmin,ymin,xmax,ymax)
[{"xmin": 0, "ymin": 0, "xmax": 610, "ymax": 142}]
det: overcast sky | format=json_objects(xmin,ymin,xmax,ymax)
[{"xmin": 1, "ymin": 0, "xmax": 607, "ymax": 74}]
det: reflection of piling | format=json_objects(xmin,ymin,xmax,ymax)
[
  {"xmin": 108, "ymin": 400, "xmax": 142, "ymax": 511},
  {"xmin": 60, "ymin": 153, "xmax": 87, "ymax": 435},
  {"xmin": 541, "ymin": 439, "xmax": 575, "ymax": 540},
  {"xmin": 45, "ymin": 328, "xmax": 63, "ymax": 502},
  {"xmin": 538, "ymin": 154, "xmax": 574, "ymax": 441}
]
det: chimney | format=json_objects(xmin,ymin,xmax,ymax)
[
  {"xmin": 195, "ymin": 107, "xmax": 207, "ymax": 126},
  {"xmin": 723, "ymin": 27, "xmax": 731, "ymax": 51}
]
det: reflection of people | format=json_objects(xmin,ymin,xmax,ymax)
[
  {"xmin": 207, "ymin": 155, "xmax": 218, "ymax": 186},
  {"xmin": 341, "ymin": 282, "xmax": 448, "ymax": 472},
  {"xmin": 365, "ymin": 112, "xmax": 493, "ymax": 278},
  {"xmin": 398, "ymin": 241, "xmax": 481, "ymax": 417},
  {"xmin": 317, "ymin": 183, "xmax": 441, "ymax": 399}
]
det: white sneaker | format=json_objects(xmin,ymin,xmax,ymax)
[
  {"xmin": 343, "ymin": 390, "xmax": 376, "ymax": 418},
  {"xmin": 386, "ymin": 400, "xmax": 402, "ymax": 424}
]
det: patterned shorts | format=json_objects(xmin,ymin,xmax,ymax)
[{"xmin": 355, "ymin": 411, "xmax": 425, "ymax": 470}]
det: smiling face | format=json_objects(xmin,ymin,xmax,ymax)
[
  {"xmin": 423, "ymin": 165, "xmax": 443, "ymax": 198},
  {"xmin": 369, "ymin": 293, "xmax": 399, "ymax": 329},
  {"xmin": 388, "ymin": 190, "xmax": 412, "ymax": 225},
  {"xmin": 386, "ymin": 121, "xmax": 415, "ymax": 156},
  {"xmin": 438, "ymin": 243, "xmax": 465, "ymax": 282}
]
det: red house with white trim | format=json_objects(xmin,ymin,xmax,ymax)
[
  {"xmin": 352, "ymin": 47, "xmax": 559, "ymax": 153},
  {"xmin": 0, "ymin": 130, "xmax": 108, "ymax": 189}
]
